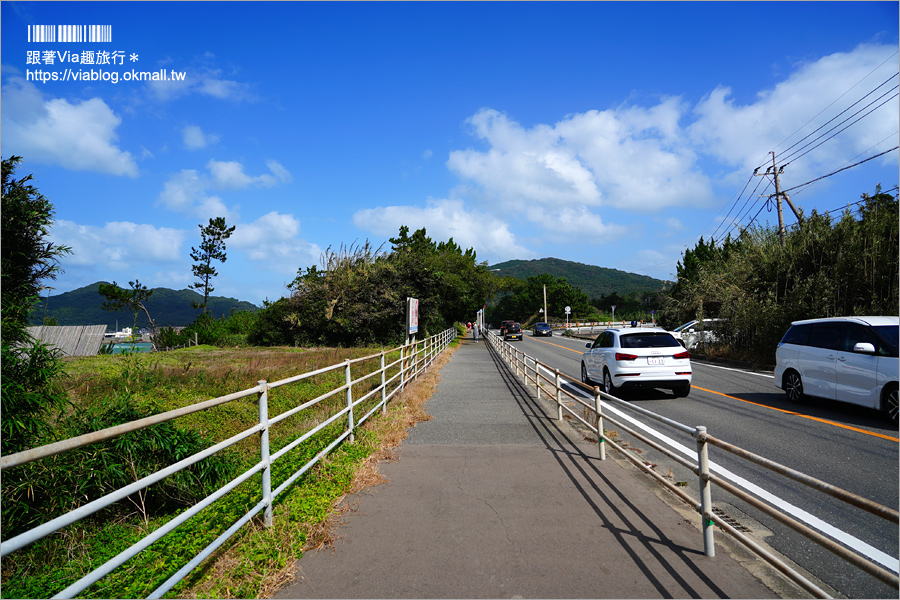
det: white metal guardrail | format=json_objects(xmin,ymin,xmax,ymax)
[
  {"xmin": 485, "ymin": 328, "xmax": 899, "ymax": 599},
  {"xmin": 0, "ymin": 328, "xmax": 457, "ymax": 599}
]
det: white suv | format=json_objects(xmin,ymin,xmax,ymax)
[
  {"xmin": 581, "ymin": 327, "xmax": 692, "ymax": 397},
  {"xmin": 774, "ymin": 316, "xmax": 899, "ymax": 423},
  {"xmin": 670, "ymin": 318, "xmax": 725, "ymax": 349}
]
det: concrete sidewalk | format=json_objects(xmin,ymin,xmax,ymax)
[{"xmin": 273, "ymin": 338, "xmax": 790, "ymax": 599}]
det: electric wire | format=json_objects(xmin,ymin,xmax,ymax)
[
  {"xmin": 708, "ymin": 175, "xmax": 755, "ymax": 241},
  {"xmin": 782, "ymin": 186, "xmax": 899, "ymax": 231},
  {"xmin": 835, "ymin": 130, "xmax": 900, "ymax": 169},
  {"xmin": 772, "ymin": 73, "xmax": 898, "ymax": 166},
  {"xmin": 783, "ymin": 145, "xmax": 899, "ymax": 193},
  {"xmin": 766, "ymin": 51, "xmax": 900, "ymax": 162},
  {"xmin": 715, "ymin": 178, "xmax": 772, "ymax": 242},
  {"xmin": 780, "ymin": 85, "xmax": 899, "ymax": 167}
]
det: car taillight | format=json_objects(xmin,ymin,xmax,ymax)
[
  {"xmin": 615, "ymin": 352, "xmax": 638, "ymax": 361},
  {"xmin": 673, "ymin": 351, "xmax": 690, "ymax": 360}
]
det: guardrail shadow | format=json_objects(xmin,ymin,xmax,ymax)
[{"xmin": 483, "ymin": 338, "xmax": 730, "ymax": 598}]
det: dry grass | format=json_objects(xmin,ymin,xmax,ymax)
[{"xmin": 297, "ymin": 346, "xmax": 449, "ymax": 555}]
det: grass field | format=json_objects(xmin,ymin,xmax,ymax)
[{"xmin": 1, "ymin": 340, "xmax": 457, "ymax": 599}]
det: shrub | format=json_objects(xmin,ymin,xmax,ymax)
[{"xmin": 2, "ymin": 392, "xmax": 235, "ymax": 539}]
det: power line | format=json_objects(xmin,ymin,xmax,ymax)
[
  {"xmin": 767, "ymin": 50, "xmax": 900, "ymax": 161},
  {"xmin": 783, "ymin": 145, "xmax": 899, "ymax": 193},
  {"xmin": 780, "ymin": 85, "xmax": 899, "ymax": 167},
  {"xmin": 771, "ymin": 73, "xmax": 898, "ymax": 166},
  {"xmin": 708, "ymin": 175, "xmax": 754, "ymax": 241},
  {"xmin": 835, "ymin": 130, "xmax": 900, "ymax": 169}
]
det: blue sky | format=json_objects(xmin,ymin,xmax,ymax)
[{"xmin": 3, "ymin": 1, "xmax": 898, "ymax": 306}]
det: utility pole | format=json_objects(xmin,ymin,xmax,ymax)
[
  {"xmin": 754, "ymin": 152, "xmax": 803, "ymax": 246},
  {"xmin": 543, "ymin": 284, "xmax": 548, "ymax": 324}
]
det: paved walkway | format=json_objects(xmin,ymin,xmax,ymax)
[{"xmin": 273, "ymin": 337, "xmax": 788, "ymax": 598}]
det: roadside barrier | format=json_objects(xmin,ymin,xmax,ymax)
[
  {"xmin": 0, "ymin": 328, "xmax": 457, "ymax": 599},
  {"xmin": 486, "ymin": 328, "xmax": 899, "ymax": 598}
]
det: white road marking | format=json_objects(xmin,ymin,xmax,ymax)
[{"xmin": 696, "ymin": 362, "xmax": 774, "ymax": 379}]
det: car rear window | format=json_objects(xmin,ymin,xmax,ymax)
[
  {"xmin": 874, "ymin": 325, "xmax": 899, "ymax": 356},
  {"xmin": 780, "ymin": 323, "xmax": 811, "ymax": 346},
  {"xmin": 619, "ymin": 332, "xmax": 680, "ymax": 348}
]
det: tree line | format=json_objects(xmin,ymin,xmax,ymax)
[{"xmin": 663, "ymin": 186, "xmax": 898, "ymax": 364}]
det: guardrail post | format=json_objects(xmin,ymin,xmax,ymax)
[
  {"xmin": 345, "ymin": 360, "xmax": 355, "ymax": 443},
  {"xmin": 696, "ymin": 425, "xmax": 715, "ymax": 557},
  {"xmin": 555, "ymin": 369, "xmax": 563, "ymax": 420},
  {"xmin": 400, "ymin": 344, "xmax": 406, "ymax": 392},
  {"xmin": 380, "ymin": 351, "xmax": 387, "ymax": 414},
  {"xmin": 593, "ymin": 386, "xmax": 606, "ymax": 461},
  {"xmin": 257, "ymin": 380, "xmax": 273, "ymax": 527},
  {"xmin": 534, "ymin": 360, "xmax": 540, "ymax": 399}
]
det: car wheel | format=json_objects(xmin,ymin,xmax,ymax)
[
  {"xmin": 603, "ymin": 370, "xmax": 616, "ymax": 396},
  {"xmin": 882, "ymin": 384, "xmax": 899, "ymax": 424},
  {"xmin": 783, "ymin": 370, "xmax": 804, "ymax": 403},
  {"xmin": 581, "ymin": 362, "xmax": 594, "ymax": 386},
  {"xmin": 673, "ymin": 385, "xmax": 691, "ymax": 398}
]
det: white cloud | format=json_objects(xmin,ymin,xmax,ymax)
[
  {"xmin": 52, "ymin": 220, "xmax": 186, "ymax": 272},
  {"xmin": 353, "ymin": 198, "xmax": 533, "ymax": 262},
  {"xmin": 207, "ymin": 159, "xmax": 290, "ymax": 189},
  {"xmin": 688, "ymin": 43, "xmax": 900, "ymax": 180},
  {"xmin": 158, "ymin": 159, "xmax": 291, "ymax": 219},
  {"xmin": 1, "ymin": 76, "xmax": 138, "ymax": 176},
  {"xmin": 230, "ymin": 211, "xmax": 321, "ymax": 274},
  {"xmin": 182, "ymin": 125, "xmax": 219, "ymax": 150},
  {"xmin": 158, "ymin": 169, "xmax": 234, "ymax": 221},
  {"xmin": 265, "ymin": 160, "xmax": 293, "ymax": 184},
  {"xmin": 147, "ymin": 53, "xmax": 253, "ymax": 102},
  {"xmin": 665, "ymin": 217, "xmax": 684, "ymax": 231},
  {"xmin": 448, "ymin": 104, "xmax": 713, "ymax": 217},
  {"xmin": 443, "ymin": 43, "xmax": 898, "ymax": 233}
]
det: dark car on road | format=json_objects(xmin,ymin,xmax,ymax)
[
  {"xmin": 533, "ymin": 322, "xmax": 552, "ymax": 337},
  {"xmin": 500, "ymin": 320, "xmax": 513, "ymax": 336},
  {"xmin": 504, "ymin": 322, "xmax": 523, "ymax": 341}
]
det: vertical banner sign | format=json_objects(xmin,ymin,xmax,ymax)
[{"xmin": 407, "ymin": 297, "xmax": 419, "ymax": 336}]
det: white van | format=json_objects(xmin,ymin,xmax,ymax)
[{"xmin": 774, "ymin": 316, "xmax": 898, "ymax": 423}]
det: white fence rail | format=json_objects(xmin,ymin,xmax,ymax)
[
  {"xmin": 0, "ymin": 328, "xmax": 457, "ymax": 598},
  {"xmin": 485, "ymin": 328, "xmax": 899, "ymax": 598}
]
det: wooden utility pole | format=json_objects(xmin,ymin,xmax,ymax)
[
  {"xmin": 543, "ymin": 284, "xmax": 548, "ymax": 323},
  {"xmin": 755, "ymin": 152, "xmax": 803, "ymax": 245}
]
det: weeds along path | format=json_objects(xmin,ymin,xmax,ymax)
[{"xmin": 184, "ymin": 342, "xmax": 459, "ymax": 599}]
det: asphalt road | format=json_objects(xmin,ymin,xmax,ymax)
[{"xmin": 499, "ymin": 328, "xmax": 899, "ymax": 599}]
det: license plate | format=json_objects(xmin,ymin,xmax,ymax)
[{"xmin": 648, "ymin": 357, "xmax": 664, "ymax": 365}]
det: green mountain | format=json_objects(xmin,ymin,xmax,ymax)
[
  {"xmin": 488, "ymin": 258, "xmax": 669, "ymax": 299},
  {"xmin": 29, "ymin": 282, "xmax": 259, "ymax": 330}
]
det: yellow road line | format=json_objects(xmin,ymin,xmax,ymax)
[
  {"xmin": 526, "ymin": 336, "xmax": 585, "ymax": 353},
  {"xmin": 692, "ymin": 386, "xmax": 899, "ymax": 442},
  {"xmin": 524, "ymin": 337, "xmax": 898, "ymax": 442}
]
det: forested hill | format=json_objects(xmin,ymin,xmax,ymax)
[
  {"xmin": 29, "ymin": 282, "xmax": 259, "ymax": 330},
  {"xmin": 488, "ymin": 258, "xmax": 669, "ymax": 299}
]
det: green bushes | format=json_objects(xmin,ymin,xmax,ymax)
[
  {"xmin": 155, "ymin": 310, "xmax": 259, "ymax": 349},
  {"xmin": 2, "ymin": 392, "xmax": 235, "ymax": 540}
]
